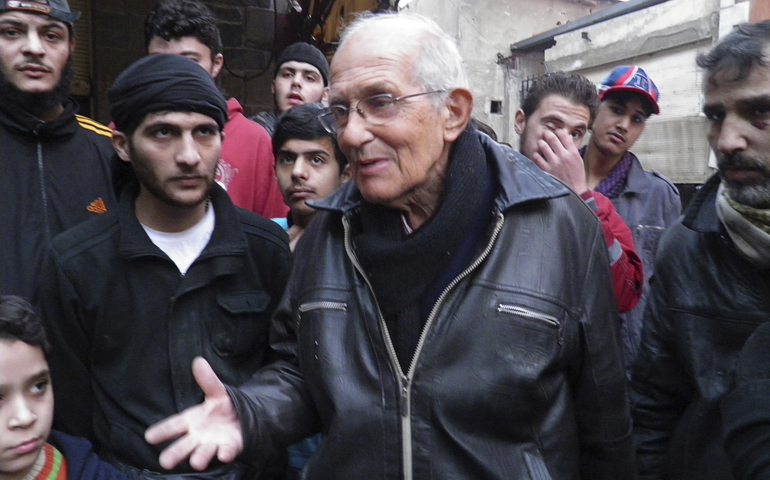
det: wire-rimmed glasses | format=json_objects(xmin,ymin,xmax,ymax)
[{"xmin": 318, "ymin": 90, "xmax": 446, "ymax": 134}]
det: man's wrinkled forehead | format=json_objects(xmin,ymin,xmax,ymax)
[
  {"xmin": 330, "ymin": 33, "xmax": 417, "ymax": 99},
  {"xmin": 704, "ymin": 45, "xmax": 770, "ymax": 90}
]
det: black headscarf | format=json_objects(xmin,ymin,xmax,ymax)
[{"xmin": 108, "ymin": 54, "xmax": 227, "ymax": 133}]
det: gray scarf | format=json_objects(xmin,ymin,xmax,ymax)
[{"xmin": 715, "ymin": 182, "xmax": 770, "ymax": 269}]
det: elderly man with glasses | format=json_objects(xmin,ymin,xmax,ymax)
[{"xmin": 144, "ymin": 13, "xmax": 634, "ymax": 480}]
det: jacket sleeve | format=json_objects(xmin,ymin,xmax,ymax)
[
  {"xmin": 581, "ymin": 191, "xmax": 644, "ymax": 313},
  {"xmin": 630, "ymin": 260, "xmax": 693, "ymax": 480},
  {"xmin": 34, "ymin": 250, "xmax": 96, "ymax": 442},
  {"xmin": 227, "ymin": 267, "xmax": 320, "ymax": 464},
  {"xmin": 721, "ymin": 322, "xmax": 770, "ymax": 480},
  {"xmin": 570, "ymin": 217, "xmax": 636, "ymax": 479}
]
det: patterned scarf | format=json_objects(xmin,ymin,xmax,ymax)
[
  {"xmin": 21, "ymin": 443, "xmax": 67, "ymax": 480},
  {"xmin": 715, "ymin": 182, "xmax": 770, "ymax": 269},
  {"xmin": 593, "ymin": 150, "xmax": 633, "ymax": 199}
]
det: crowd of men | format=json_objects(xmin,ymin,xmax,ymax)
[{"xmin": 2, "ymin": 1, "xmax": 770, "ymax": 480}]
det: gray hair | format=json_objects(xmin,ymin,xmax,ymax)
[{"xmin": 338, "ymin": 13, "xmax": 469, "ymax": 109}]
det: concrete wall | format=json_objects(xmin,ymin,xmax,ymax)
[{"xmin": 399, "ymin": 0, "xmax": 608, "ymax": 144}]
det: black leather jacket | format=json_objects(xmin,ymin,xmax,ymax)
[
  {"xmin": 230, "ymin": 133, "xmax": 634, "ymax": 480},
  {"xmin": 631, "ymin": 174, "xmax": 770, "ymax": 480}
]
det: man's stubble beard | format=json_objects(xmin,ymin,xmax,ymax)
[
  {"xmin": 128, "ymin": 137, "xmax": 218, "ymax": 210},
  {"xmin": 0, "ymin": 57, "xmax": 73, "ymax": 119},
  {"xmin": 718, "ymin": 152, "xmax": 770, "ymax": 209}
]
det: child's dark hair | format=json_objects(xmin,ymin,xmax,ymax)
[
  {"xmin": 273, "ymin": 103, "xmax": 347, "ymax": 171},
  {"xmin": 0, "ymin": 296, "xmax": 49, "ymax": 354},
  {"xmin": 144, "ymin": 0, "xmax": 223, "ymax": 59}
]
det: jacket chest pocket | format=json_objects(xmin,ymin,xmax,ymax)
[
  {"xmin": 486, "ymin": 300, "xmax": 566, "ymax": 383},
  {"xmin": 297, "ymin": 300, "xmax": 348, "ymax": 383},
  {"xmin": 212, "ymin": 291, "xmax": 272, "ymax": 357}
]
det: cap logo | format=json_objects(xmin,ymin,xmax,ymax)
[
  {"xmin": 6, "ymin": 1, "xmax": 52, "ymax": 15},
  {"xmin": 618, "ymin": 67, "xmax": 654, "ymax": 99}
]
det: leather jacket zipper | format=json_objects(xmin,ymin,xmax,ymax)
[
  {"xmin": 343, "ymin": 212, "xmax": 505, "ymax": 480},
  {"xmin": 298, "ymin": 301, "xmax": 348, "ymax": 313},
  {"xmin": 497, "ymin": 304, "xmax": 562, "ymax": 345}
]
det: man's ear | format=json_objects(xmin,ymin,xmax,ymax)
[
  {"xmin": 513, "ymin": 109, "xmax": 526, "ymax": 135},
  {"xmin": 340, "ymin": 164, "xmax": 352, "ymax": 183},
  {"xmin": 442, "ymin": 88, "xmax": 473, "ymax": 143},
  {"xmin": 321, "ymin": 87, "xmax": 329, "ymax": 106},
  {"xmin": 112, "ymin": 131, "xmax": 132, "ymax": 164},
  {"xmin": 69, "ymin": 38, "xmax": 77, "ymax": 55},
  {"xmin": 210, "ymin": 53, "xmax": 224, "ymax": 79}
]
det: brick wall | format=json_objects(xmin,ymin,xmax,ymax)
[{"xmin": 92, "ymin": 0, "xmax": 282, "ymax": 124}]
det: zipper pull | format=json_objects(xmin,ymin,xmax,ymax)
[{"xmin": 400, "ymin": 375, "xmax": 409, "ymax": 418}]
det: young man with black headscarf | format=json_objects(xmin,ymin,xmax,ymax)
[
  {"xmin": 144, "ymin": 0, "xmax": 288, "ymax": 219},
  {"xmin": 0, "ymin": 0, "xmax": 117, "ymax": 299},
  {"xmin": 35, "ymin": 54, "xmax": 291, "ymax": 480}
]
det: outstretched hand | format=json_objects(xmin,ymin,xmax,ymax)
[
  {"xmin": 531, "ymin": 129, "xmax": 589, "ymax": 194},
  {"xmin": 145, "ymin": 357, "xmax": 244, "ymax": 471}
]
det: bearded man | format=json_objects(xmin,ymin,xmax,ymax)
[
  {"xmin": 631, "ymin": 20, "xmax": 770, "ymax": 480},
  {"xmin": 143, "ymin": 14, "xmax": 632, "ymax": 480},
  {"xmin": 0, "ymin": 0, "xmax": 117, "ymax": 299},
  {"xmin": 36, "ymin": 54, "xmax": 291, "ymax": 480}
]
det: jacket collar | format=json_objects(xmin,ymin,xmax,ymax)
[
  {"xmin": 118, "ymin": 182, "xmax": 247, "ymax": 260},
  {"xmin": 622, "ymin": 152, "xmax": 649, "ymax": 195},
  {"xmin": 681, "ymin": 173, "xmax": 723, "ymax": 234},
  {"xmin": 0, "ymin": 97, "xmax": 79, "ymax": 138},
  {"xmin": 310, "ymin": 130, "xmax": 570, "ymax": 216}
]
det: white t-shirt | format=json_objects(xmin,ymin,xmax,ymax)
[{"xmin": 142, "ymin": 206, "xmax": 216, "ymax": 274}]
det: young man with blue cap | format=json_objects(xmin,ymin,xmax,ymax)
[{"xmin": 582, "ymin": 65, "xmax": 681, "ymax": 375}]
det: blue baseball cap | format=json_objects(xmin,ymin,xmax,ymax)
[{"xmin": 598, "ymin": 65, "xmax": 660, "ymax": 115}]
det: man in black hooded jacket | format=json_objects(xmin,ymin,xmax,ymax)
[{"xmin": 0, "ymin": 0, "xmax": 118, "ymax": 299}]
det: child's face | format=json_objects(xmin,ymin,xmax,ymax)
[{"xmin": 0, "ymin": 340, "xmax": 53, "ymax": 480}]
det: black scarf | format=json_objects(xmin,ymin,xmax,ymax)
[{"xmin": 352, "ymin": 127, "xmax": 489, "ymax": 369}]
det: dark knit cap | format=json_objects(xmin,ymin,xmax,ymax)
[
  {"xmin": 1, "ymin": 0, "xmax": 80, "ymax": 25},
  {"xmin": 109, "ymin": 54, "xmax": 228, "ymax": 134},
  {"xmin": 276, "ymin": 42, "xmax": 330, "ymax": 86}
]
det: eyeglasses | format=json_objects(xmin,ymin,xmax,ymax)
[{"xmin": 318, "ymin": 90, "xmax": 446, "ymax": 134}]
